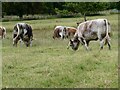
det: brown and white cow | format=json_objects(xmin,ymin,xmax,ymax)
[
  {"xmin": 67, "ymin": 19, "xmax": 111, "ymax": 51},
  {"xmin": 0, "ymin": 26, "xmax": 6, "ymax": 39},
  {"xmin": 53, "ymin": 26, "xmax": 76, "ymax": 39},
  {"xmin": 13, "ymin": 23, "xmax": 33, "ymax": 47},
  {"xmin": 53, "ymin": 26, "xmax": 67, "ymax": 39}
]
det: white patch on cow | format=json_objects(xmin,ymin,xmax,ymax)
[
  {"xmin": 30, "ymin": 40, "xmax": 32, "ymax": 47},
  {"xmin": 55, "ymin": 26, "xmax": 66, "ymax": 39},
  {"xmin": 59, "ymin": 32, "xmax": 63, "ymax": 37},
  {"xmin": 23, "ymin": 29, "xmax": 27, "ymax": 35}
]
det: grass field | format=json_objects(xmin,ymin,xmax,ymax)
[{"xmin": 2, "ymin": 14, "xmax": 118, "ymax": 88}]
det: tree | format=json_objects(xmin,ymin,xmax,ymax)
[
  {"xmin": 64, "ymin": 2, "xmax": 108, "ymax": 21},
  {"xmin": 2, "ymin": 2, "xmax": 112, "ymax": 20},
  {"xmin": 2, "ymin": 2, "xmax": 26, "ymax": 19}
]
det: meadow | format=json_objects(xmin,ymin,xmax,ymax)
[{"xmin": 2, "ymin": 14, "xmax": 118, "ymax": 88}]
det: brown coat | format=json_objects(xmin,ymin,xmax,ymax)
[{"xmin": 66, "ymin": 27, "xmax": 77, "ymax": 38}]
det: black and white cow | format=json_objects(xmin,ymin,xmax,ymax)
[
  {"xmin": 67, "ymin": 19, "xmax": 111, "ymax": 51},
  {"xmin": 13, "ymin": 23, "xmax": 33, "ymax": 47}
]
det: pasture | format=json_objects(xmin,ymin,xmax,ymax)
[{"xmin": 2, "ymin": 14, "xmax": 118, "ymax": 88}]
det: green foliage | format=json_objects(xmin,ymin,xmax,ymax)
[
  {"xmin": 55, "ymin": 8, "xmax": 73, "ymax": 18},
  {"xmin": 64, "ymin": 2, "xmax": 108, "ymax": 15},
  {"xmin": 2, "ymin": 2, "xmax": 119, "ymax": 19}
]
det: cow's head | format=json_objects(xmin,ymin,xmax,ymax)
[
  {"xmin": 68, "ymin": 36, "xmax": 80, "ymax": 51},
  {"xmin": 13, "ymin": 35, "xmax": 20, "ymax": 47},
  {"xmin": 23, "ymin": 35, "xmax": 32, "ymax": 47}
]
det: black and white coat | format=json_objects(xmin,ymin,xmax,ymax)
[{"xmin": 13, "ymin": 23, "xmax": 33, "ymax": 47}]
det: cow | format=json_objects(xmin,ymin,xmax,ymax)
[
  {"xmin": 0, "ymin": 26, "xmax": 6, "ymax": 39},
  {"xmin": 13, "ymin": 23, "xmax": 33, "ymax": 47},
  {"xmin": 53, "ymin": 26, "xmax": 67, "ymax": 39},
  {"xmin": 67, "ymin": 19, "xmax": 111, "ymax": 51},
  {"xmin": 53, "ymin": 26, "xmax": 77, "ymax": 39}
]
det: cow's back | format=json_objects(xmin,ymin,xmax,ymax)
[
  {"xmin": 55, "ymin": 26, "xmax": 64, "ymax": 31},
  {"xmin": 66, "ymin": 27, "xmax": 76, "ymax": 36},
  {"xmin": 77, "ymin": 19, "xmax": 110, "ymax": 33},
  {"xmin": 76, "ymin": 19, "xmax": 111, "ymax": 40}
]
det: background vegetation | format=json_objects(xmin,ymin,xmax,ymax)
[{"xmin": 2, "ymin": 2, "xmax": 120, "ymax": 20}]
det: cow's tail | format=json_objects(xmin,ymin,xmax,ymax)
[
  {"xmin": 3, "ymin": 27, "xmax": 6, "ymax": 35},
  {"xmin": 14, "ymin": 24, "xmax": 20, "ymax": 40},
  {"xmin": 104, "ymin": 19, "xmax": 110, "ymax": 45}
]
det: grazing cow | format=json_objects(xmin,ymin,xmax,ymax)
[
  {"xmin": 53, "ymin": 26, "xmax": 77, "ymax": 39},
  {"xmin": 53, "ymin": 26, "xmax": 67, "ymax": 39},
  {"xmin": 13, "ymin": 23, "xmax": 33, "ymax": 47},
  {"xmin": 67, "ymin": 19, "xmax": 111, "ymax": 51},
  {"xmin": 0, "ymin": 26, "xmax": 6, "ymax": 39}
]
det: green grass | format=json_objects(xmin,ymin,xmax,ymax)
[{"xmin": 2, "ymin": 14, "xmax": 118, "ymax": 88}]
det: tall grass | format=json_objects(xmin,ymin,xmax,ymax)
[{"xmin": 2, "ymin": 14, "xmax": 118, "ymax": 88}]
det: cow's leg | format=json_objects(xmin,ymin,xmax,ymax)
[
  {"xmin": 13, "ymin": 33, "xmax": 18, "ymax": 46},
  {"xmin": 83, "ymin": 39, "xmax": 89, "ymax": 50},
  {"xmin": 13, "ymin": 38, "xmax": 19, "ymax": 47},
  {"xmin": 78, "ymin": 37, "xmax": 84, "ymax": 45},
  {"xmin": 67, "ymin": 39, "xmax": 72, "ymax": 49},
  {"xmin": 86, "ymin": 41, "xmax": 90, "ymax": 46},
  {"xmin": 13, "ymin": 39, "xmax": 16, "ymax": 46},
  {"xmin": 99, "ymin": 39, "xmax": 104, "ymax": 50},
  {"xmin": 78, "ymin": 37, "xmax": 89, "ymax": 50},
  {"xmin": 61, "ymin": 36, "xmax": 64, "ymax": 39},
  {"xmin": 98, "ymin": 32, "xmax": 104, "ymax": 50},
  {"xmin": 30, "ymin": 40, "xmax": 32, "ymax": 47},
  {"xmin": 108, "ymin": 41, "xmax": 111, "ymax": 50},
  {"xmin": 107, "ymin": 36, "xmax": 111, "ymax": 50}
]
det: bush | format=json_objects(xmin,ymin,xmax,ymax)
[{"xmin": 55, "ymin": 8, "xmax": 75, "ymax": 18}]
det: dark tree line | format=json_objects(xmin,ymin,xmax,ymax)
[{"xmin": 2, "ymin": 2, "xmax": 120, "ymax": 19}]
